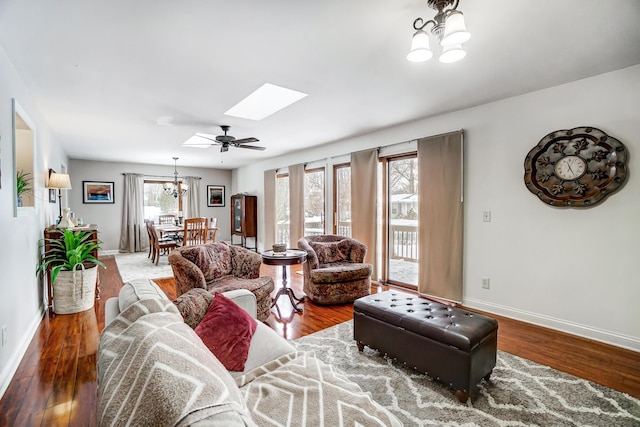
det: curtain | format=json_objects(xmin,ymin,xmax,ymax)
[
  {"xmin": 288, "ymin": 164, "xmax": 305, "ymax": 247},
  {"xmin": 183, "ymin": 177, "xmax": 200, "ymax": 218},
  {"xmin": 417, "ymin": 130, "xmax": 463, "ymax": 302},
  {"xmin": 350, "ymin": 148, "xmax": 378, "ymax": 279},
  {"xmin": 263, "ymin": 169, "xmax": 277, "ymax": 250},
  {"xmin": 119, "ymin": 173, "xmax": 148, "ymax": 253}
]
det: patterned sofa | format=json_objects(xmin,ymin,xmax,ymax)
[
  {"xmin": 168, "ymin": 242, "xmax": 274, "ymax": 321},
  {"xmin": 298, "ymin": 234, "xmax": 372, "ymax": 304}
]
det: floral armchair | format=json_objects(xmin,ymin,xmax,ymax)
[
  {"xmin": 297, "ymin": 235, "xmax": 372, "ymax": 305},
  {"xmin": 168, "ymin": 242, "xmax": 274, "ymax": 321}
]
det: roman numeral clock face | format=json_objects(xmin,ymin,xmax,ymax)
[{"xmin": 523, "ymin": 127, "xmax": 628, "ymax": 207}]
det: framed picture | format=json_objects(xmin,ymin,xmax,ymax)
[
  {"xmin": 207, "ymin": 185, "xmax": 225, "ymax": 207},
  {"xmin": 48, "ymin": 169, "xmax": 57, "ymax": 203},
  {"xmin": 83, "ymin": 181, "xmax": 114, "ymax": 204}
]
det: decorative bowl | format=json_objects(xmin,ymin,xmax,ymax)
[{"xmin": 272, "ymin": 243, "xmax": 287, "ymax": 253}]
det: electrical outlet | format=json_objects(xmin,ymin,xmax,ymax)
[
  {"xmin": 482, "ymin": 278, "xmax": 490, "ymax": 289},
  {"xmin": 1, "ymin": 326, "xmax": 6, "ymax": 346},
  {"xmin": 482, "ymin": 211, "xmax": 491, "ymax": 222}
]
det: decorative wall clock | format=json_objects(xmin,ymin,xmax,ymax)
[{"xmin": 524, "ymin": 127, "xmax": 628, "ymax": 207}]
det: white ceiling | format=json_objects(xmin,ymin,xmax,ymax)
[{"xmin": 1, "ymin": 0, "xmax": 639, "ymax": 170}]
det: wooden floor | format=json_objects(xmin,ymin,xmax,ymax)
[{"xmin": 1, "ymin": 255, "xmax": 638, "ymax": 426}]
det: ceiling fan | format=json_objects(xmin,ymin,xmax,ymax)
[{"xmin": 185, "ymin": 125, "xmax": 265, "ymax": 152}]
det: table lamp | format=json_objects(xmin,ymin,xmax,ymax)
[{"xmin": 48, "ymin": 172, "xmax": 72, "ymax": 222}]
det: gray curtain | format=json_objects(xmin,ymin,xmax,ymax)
[
  {"xmin": 183, "ymin": 177, "xmax": 200, "ymax": 218},
  {"xmin": 350, "ymin": 148, "xmax": 378, "ymax": 279},
  {"xmin": 263, "ymin": 169, "xmax": 277, "ymax": 250},
  {"xmin": 288, "ymin": 164, "xmax": 305, "ymax": 247},
  {"xmin": 417, "ymin": 130, "xmax": 463, "ymax": 302},
  {"xmin": 119, "ymin": 173, "xmax": 148, "ymax": 253}
]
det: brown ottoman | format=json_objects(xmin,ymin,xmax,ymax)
[{"xmin": 353, "ymin": 291, "xmax": 498, "ymax": 403}]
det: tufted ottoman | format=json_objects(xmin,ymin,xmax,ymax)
[{"xmin": 353, "ymin": 291, "xmax": 498, "ymax": 403}]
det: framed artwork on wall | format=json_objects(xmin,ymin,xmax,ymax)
[
  {"xmin": 48, "ymin": 168, "xmax": 57, "ymax": 203},
  {"xmin": 207, "ymin": 185, "xmax": 225, "ymax": 207},
  {"xmin": 83, "ymin": 181, "xmax": 114, "ymax": 204}
]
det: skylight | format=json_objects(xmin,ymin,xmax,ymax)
[{"xmin": 224, "ymin": 83, "xmax": 307, "ymax": 121}]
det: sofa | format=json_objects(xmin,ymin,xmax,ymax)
[
  {"xmin": 298, "ymin": 234, "xmax": 372, "ymax": 304},
  {"xmin": 168, "ymin": 242, "xmax": 274, "ymax": 321},
  {"xmin": 99, "ymin": 279, "xmax": 401, "ymax": 426}
]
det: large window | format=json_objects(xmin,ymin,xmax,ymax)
[
  {"xmin": 386, "ymin": 156, "xmax": 418, "ymax": 287},
  {"xmin": 304, "ymin": 168, "xmax": 325, "ymax": 236},
  {"xmin": 333, "ymin": 164, "xmax": 351, "ymax": 236},
  {"xmin": 143, "ymin": 180, "xmax": 183, "ymax": 221},
  {"xmin": 275, "ymin": 174, "xmax": 290, "ymax": 244}
]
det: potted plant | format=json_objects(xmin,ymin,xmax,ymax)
[
  {"xmin": 36, "ymin": 229, "xmax": 106, "ymax": 314},
  {"xmin": 16, "ymin": 170, "xmax": 32, "ymax": 207}
]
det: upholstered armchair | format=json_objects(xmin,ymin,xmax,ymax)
[
  {"xmin": 297, "ymin": 235, "xmax": 372, "ymax": 305},
  {"xmin": 168, "ymin": 242, "xmax": 274, "ymax": 321}
]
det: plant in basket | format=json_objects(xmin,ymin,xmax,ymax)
[{"xmin": 36, "ymin": 229, "xmax": 106, "ymax": 314}]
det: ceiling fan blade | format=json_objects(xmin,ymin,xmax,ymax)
[
  {"xmin": 236, "ymin": 144, "xmax": 266, "ymax": 151},
  {"xmin": 232, "ymin": 137, "xmax": 259, "ymax": 145},
  {"xmin": 192, "ymin": 133, "xmax": 218, "ymax": 143}
]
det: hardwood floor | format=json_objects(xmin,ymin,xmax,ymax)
[{"xmin": 1, "ymin": 255, "xmax": 638, "ymax": 426}]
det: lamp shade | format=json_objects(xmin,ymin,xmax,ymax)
[
  {"xmin": 441, "ymin": 11, "xmax": 470, "ymax": 46},
  {"xmin": 48, "ymin": 172, "xmax": 72, "ymax": 190},
  {"xmin": 406, "ymin": 30, "xmax": 433, "ymax": 62},
  {"xmin": 439, "ymin": 44, "xmax": 466, "ymax": 63}
]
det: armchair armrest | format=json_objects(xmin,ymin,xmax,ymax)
[
  {"xmin": 168, "ymin": 251, "xmax": 208, "ymax": 296},
  {"xmin": 297, "ymin": 238, "xmax": 319, "ymax": 269},
  {"xmin": 348, "ymin": 239, "xmax": 368, "ymax": 263},
  {"xmin": 229, "ymin": 245, "xmax": 262, "ymax": 279}
]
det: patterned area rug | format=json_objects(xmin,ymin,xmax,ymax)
[
  {"xmin": 114, "ymin": 252, "xmax": 173, "ymax": 283},
  {"xmin": 293, "ymin": 321, "xmax": 640, "ymax": 427}
]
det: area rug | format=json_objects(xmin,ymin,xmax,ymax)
[
  {"xmin": 293, "ymin": 321, "xmax": 640, "ymax": 427},
  {"xmin": 114, "ymin": 252, "xmax": 173, "ymax": 282}
]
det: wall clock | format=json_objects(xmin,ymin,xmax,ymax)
[{"xmin": 524, "ymin": 127, "xmax": 628, "ymax": 207}]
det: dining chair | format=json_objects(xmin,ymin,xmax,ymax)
[
  {"xmin": 182, "ymin": 217, "xmax": 208, "ymax": 247},
  {"xmin": 149, "ymin": 222, "xmax": 179, "ymax": 265},
  {"xmin": 208, "ymin": 217, "xmax": 218, "ymax": 242},
  {"xmin": 158, "ymin": 214, "xmax": 176, "ymax": 225},
  {"xmin": 144, "ymin": 219, "xmax": 155, "ymax": 259}
]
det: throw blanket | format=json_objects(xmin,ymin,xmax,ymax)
[
  {"xmin": 237, "ymin": 352, "xmax": 402, "ymax": 427},
  {"xmin": 97, "ymin": 298, "xmax": 255, "ymax": 426}
]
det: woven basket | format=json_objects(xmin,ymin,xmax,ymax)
[{"xmin": 52, "ymin": 264, "xmax": 97, "ymax": 314}]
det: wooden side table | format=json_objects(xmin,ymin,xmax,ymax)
[{"xmin": 262, "ymin": 249, "xmax": 307, "ymax": 313}]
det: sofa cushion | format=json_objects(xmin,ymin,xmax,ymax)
[
  {"xmin": 195, "ymin": 293, "xmax": 258, "ymax": 371},
  {"xmin": 173, "ymin": 288, "xmax": 215, "ymax": 328},
  {"xmin": 311, "ymin": 263, "xmax": 372, "ymax": 284},
  {"xmin": 118, "ymin": 278, "xmax": 167, "ymax": 313},
  {"xmin": 309, "ymin": 239, "xmax": 351, "ymax": 263},
  {"xmin": 180, "ymin": 244, "xmax": 233, "ymax": 283}
]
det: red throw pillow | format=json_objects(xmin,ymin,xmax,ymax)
[{"xmin": 194, "ymin": 293, "xmax": 258, "ymax": 371}]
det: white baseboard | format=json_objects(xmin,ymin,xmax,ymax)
[
  {"xmin": 463, "ymin": 297, "xmax": 640, "ymax": 352},
  {"xmin": 0, "ymin": 305, "xmax": 46, "ymax": 400}
]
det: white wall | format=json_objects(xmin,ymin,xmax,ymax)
[
  {"xmin": 0, "ymin": 46, "xmax": 68, "ymax": 397},
  {"xmin": 68, "ymin": 159, "xmax": 232, "ymax": 251},
  {"xmin": 234, "ymin": 65, "xmax": 640, "ymax": 351}
]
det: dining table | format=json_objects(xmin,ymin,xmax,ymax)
[{"xmin": 155, "ymin": 224, "xmax": 219, "ymax": 242}]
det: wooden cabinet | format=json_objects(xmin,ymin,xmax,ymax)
[
  {"xmin": 43, "ymin": 225, "xmax": 100, "ymax": 310},
  {"xmin": 230, "ymin": 194, "xmax": 257, "ymax": 250}
]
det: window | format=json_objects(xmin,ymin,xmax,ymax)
[
  {"xmin": 143, "ymin": 180, "xmax": 184, "ymax": 221},
  {"xmin": 304, "ymin": 168, "xmax": 325, "ymax": 236},
  {"xmin": 275, "ymin": 174, "xmax": 290, "ymax": 244},
  {"xmin": 333, "ymin": 164, "xmax": 351, "ymax": 236},
  {"xmin": 386, "ymin": 155, "xmax": 418, "ymax": 287}
]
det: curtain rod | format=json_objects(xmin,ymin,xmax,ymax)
[{"xmin": 121, "ymin": 173, "xmax": 201, "ymax": 180}]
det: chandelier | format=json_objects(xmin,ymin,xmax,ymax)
[
  {"xmin": 407, "ymin": 0, "xmax": 470, "ymax": 63},
  {"xmin": 163, "ymin": 157, "xmax": 188, "ymax": 198}
]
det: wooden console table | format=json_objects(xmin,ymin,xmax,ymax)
[{"xmin": 43, "ymin": 225, "xmax": 100, "ymax": 311}]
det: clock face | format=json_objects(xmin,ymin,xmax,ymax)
[
  {"xmin": 523, "ymin": 127, "xmax": 628, "ymax": 208},
  {"xmin": 554, "ymin": 155, "xmax": 586, "ymax": 181}
]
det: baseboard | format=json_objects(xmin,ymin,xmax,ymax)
[
  {"xmin": 101, "ymin": 250, "xmax": 120, "ymax": 256},
  {"xmin": 0, "ymin": 304, "xmax": 46, "ymax": 400},
  {"xmin": 463, "ymin": 297, "xmax": 640, "ymax": 352}
]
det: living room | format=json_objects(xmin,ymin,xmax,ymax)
[{"xmin": 1, "ymin": 0, "xmax": 639, "ymax": 425}]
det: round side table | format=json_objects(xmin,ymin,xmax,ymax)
[{"xmin": 261, "ymin": 249, "xmax": 307, "ymax": 312}]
